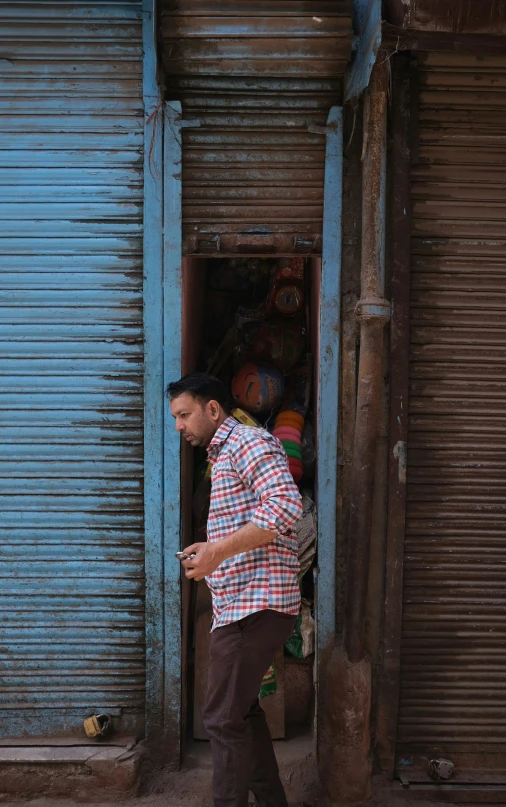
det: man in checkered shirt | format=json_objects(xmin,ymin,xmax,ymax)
[{"xmin": 169, "ymin": 373, "xmax": 303, "ymax": 807}]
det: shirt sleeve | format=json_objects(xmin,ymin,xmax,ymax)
[{"xmin": 230, "ymin": 429, "xmax": 303, "ymax": 534}]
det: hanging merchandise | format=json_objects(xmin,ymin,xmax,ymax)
[
  {"xmin": 284, "ymin": 442, "xmax": 302, "ymax": 460},
  {"xmin": 208, "ymin": 261, "xmax": 251, "ymax": 292},
  {"xmin": 280, "ymin": 358, "xmax": 312, "ymax": 417},
  {"xmin": 266, "ymin": 258, "xmax": 305, "ymax": 317},
  {"xmin": 272, "ymin": 426, "xmax": 301, "ymax": 444},
  {"xmin": 278, "ymin": 257, "xmax": 305, "ymax": 282},
  {"xmin": 285, "ymin": 601, "xmax": 315, "ymax": 660},
  {"xmin": 275, "ymin": 411, "xmax": 304, "ymax": 431},
  {"xmin": 300, "ymin": 601, "xmax": 315, "ymax": 658},
  {"xmin": 295, "ymin": 495, "xmax": 317, "ymax": 581},
  {"xmin": 231, "ymin": 363, "xmax": 285, "ymax": 417},
  {"xmin": 288, "ymin": 458, "xmax": 303, "ymax": 483},
  {"xmin": 285, "ymin": 497, "xmax": 317, "ymax": 657},
  {"xmin": 300, "ymin": 421, "xmax": 316, "ymax": 480},
  {"xmin": 250, "ymin": 320, "xmax": 304, "ymax": 373},
  {"xmin": 284, "ymin": 612, "xmax": 303, "ymax": 659},
  {"xmin": 272, "ymin": 285, "xmax": 304, "ymax": 316},
  {"xmin": 232, "ymin": 407, "xmax": 262, "ymax": 428},
  {"xmin": 236, "ymin": 257, "xmax": 272, "ymax": 286},
  {"xmin": 273, "ymin": 409, "xmax": 304, "ymax": 483},
  {"xmin": 206, "ymin": 327, "xmax": 235, "ymax": 377},
  {"xmin": 188, "ymin": 255, "xmax": 320, "ymax": 742},
  {"xmin": 233, "ymin": 307, "xmax": 267, "ymax": 369}
]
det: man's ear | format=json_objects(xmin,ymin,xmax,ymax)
[{"xmin": 208, "ymin": 399, "xmax": 220, "ymax": 420}]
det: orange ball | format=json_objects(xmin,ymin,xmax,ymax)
[{"xmin": 276, "ymin": 411, "xmax": 304, "ymax": 431}]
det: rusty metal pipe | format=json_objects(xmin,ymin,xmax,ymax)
[{"xmin": 344, "ymin": 62, "xmax": 390, "ymax": 664}]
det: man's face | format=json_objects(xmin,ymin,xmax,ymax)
[{"xmin": 170, "ymin": 392, "xmax": 219, "ymax": 448}]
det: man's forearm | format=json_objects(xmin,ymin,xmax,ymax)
[{"xmin": 214, "ymin": 521, "xmax": 277, "ymax": 564}]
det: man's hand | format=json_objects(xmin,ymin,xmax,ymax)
[
  {"xmin": 181, "ymin": 523, "xmax": 277, "ymax": 581},
  {"xmin": 181, "ymin": 542, "xmax": 223, "ymax": 581}
]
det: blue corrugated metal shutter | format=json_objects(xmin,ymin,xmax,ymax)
[{"xmin": 0, "ymin": 2, "xmax": 145, "ymax": 739}]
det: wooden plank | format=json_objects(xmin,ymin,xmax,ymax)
[
  {"xmin": 163, "ymin": 100, "xmax": 184, "ymax": 764},
  {"xmin": 143, "ymin": 0, "xmax": 165, "ymax": 758}
]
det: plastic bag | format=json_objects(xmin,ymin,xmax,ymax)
[
  {"xmin": 259, "ymin": 663, "xmax": 277, "ymax": 699},
  {"xmin": 284, "ymin": 612, "xmax": 303, "ymax": 659}
]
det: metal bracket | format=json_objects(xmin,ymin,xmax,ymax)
[
  {"xmin": 308, "ymin": 121, "xmax": 340, "ymax": 136},
  {"xmin": 355, "ymin": 296, "xmax": 391, "ymax": 321},
  {"xmin": 294, "ymin": 235, "xmax": 315, "ymax": 253},
  {"xmin": 178, "ymin": 119, "xmax": 201, "ymax": 129},
  {"xmin": 197, "ymin": 235, "xmax": 220, "ymax": 253},
  {"xmin": 165, "ymin": 101, "xmax": 201, "ymax": 129}
]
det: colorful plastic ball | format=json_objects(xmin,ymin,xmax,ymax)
[{"xmin": 231, "ymin": 363, "xmax": 285, "ymax": 416}]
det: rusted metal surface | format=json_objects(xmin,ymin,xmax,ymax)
[
  {"xmin": 383, "ymin": 0, "xmax": 408, "ymax": 27},
  {"xmin": 391, "ymin": 781, "xmax": 506, "ymax": 802},
  {"xmin": 375, "ymin": 54, "xmax": 412, "ymax": 776},
  {"xmin": 162, "ymin": 1, "xmax": 352, "ymax": 77},
  {"xmin": 338, "ymin": 104, "xmax": 363, "ymax": 639},
  {"xmin": 344, "ymin": 61, "xmax": 390, "ymax": 664},
  {"xmin": 396, "ymin": 53, "xmax": 506, "ymax": 779},
  {"xmin": 0, "ymin": 2, "xmax": 145, "ymax": 739},
  {"xmin": 161, "ymin": 0, "xmax": 352, "ymax": 255},
  {"xmin": 383, "ymin": 21, "xmax": 506, "ymax": 53},
  {"xmin": 398, "ymin": 0, "xmax": 506, "ymax": 33}
]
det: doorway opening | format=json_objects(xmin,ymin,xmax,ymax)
[{"xmin": 180, "ymin": 255, "xmax": 322, "ymax": 749}]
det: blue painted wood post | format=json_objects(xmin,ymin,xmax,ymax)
[
  {"xmin": 163, "ymin": 100, "xmax": 184, "ymax": 762},
  {"xmin": 142, "ymin": 0, "xmax": 165, "ymax": 755},
  {"xmin": 316, "ymin": 106, "xmax": 343, "ymax": 663},
  {"xmin": 344, "ymin": 0, "xmax": 382, "ymax": 102}
]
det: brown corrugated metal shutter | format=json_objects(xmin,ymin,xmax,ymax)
[
  {"xmin": 396, "ymin": 53, "xmax": 506, "ymax": 781},
  {"xmin": 161, "ymin": 1, "xmax": 352, "ymax": 255}
]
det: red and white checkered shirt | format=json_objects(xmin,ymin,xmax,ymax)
[{"xmin": 206, "ymin": 416, "xmax": 303, "ymax": 630}]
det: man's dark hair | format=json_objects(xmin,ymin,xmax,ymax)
[{"xmin": 168, "ymin": 373, "xmax": 231, "ymax": 414}]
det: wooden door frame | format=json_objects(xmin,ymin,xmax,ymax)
[{"xmin": 143, "ymin": 0, "xmax": 184, "ymax": 765}]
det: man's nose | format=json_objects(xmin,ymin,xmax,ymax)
[{"xmin": 175, "ymin": 419, "xmax": 184, "ymax": 432}]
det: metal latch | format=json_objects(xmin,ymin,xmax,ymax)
[
  {"xmin": 294, "ymin": 236, "xmax": 315, "ymax": 253},
  {"xmin": 198, "ymin": 235, "xmax": 221, "ymax": 253}
]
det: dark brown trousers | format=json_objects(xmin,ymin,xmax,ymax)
[{"xmin": 203, "ymin": 609, "xmax": 297, "ymax": 807}]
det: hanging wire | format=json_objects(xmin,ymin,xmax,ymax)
[{"xmin": 146, "ymin": 97, "xmax": 164, "ymax": 180}]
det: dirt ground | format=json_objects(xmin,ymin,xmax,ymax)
[
  {"xmin": 0, "ymin": 774, "xmax": 492, "ymax": 807},
  {"xmin": 0, "ymin": 739, "xmax": 494, "ymax": 807},
  {"xmin": 0, "ymin": 789, "xmax": 490, "ymax": 807}
]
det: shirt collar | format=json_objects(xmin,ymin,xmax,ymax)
[{"xmin": 207, "ymin": 416, "xmax": 237, "ymax": 461}]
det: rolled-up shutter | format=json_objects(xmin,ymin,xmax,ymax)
[
  {"xmin": 162, "ymin": 1, "xmax": 352, "ymax": 255},
  {"xmin": 0, "ymin": 2, "xmax": 145, "ymax": 739},
  {"xmin": 397, "ymin": 53, "xmax": 506, "ymax": 779}
]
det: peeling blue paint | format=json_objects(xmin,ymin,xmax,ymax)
[
  {"xmin": 317, "ymin": 106, "xmax": 343, "ymax": 656},
  {"xmin": 143, "ymin": 0, "xmax": 165, "ymax": 752},
  {"xmin": 344, "ymin": 0, "xmax": 382, "ymax": 101},
  {"xmin": 163, "ymin": 101, "xmax": 184, "ymax": 761},
  {"xmin": 0, "ymin": 0, "xmax": 146, "ymax": 740}
]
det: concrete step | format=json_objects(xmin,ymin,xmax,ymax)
[{"xmin": 0, "ymin": 743, "xmax": 143, "ymax": 801}]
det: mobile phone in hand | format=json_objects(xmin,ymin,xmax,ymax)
[{"xmin": 176, "ymin": 551, "xmax": 196, "ymax": 561}]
